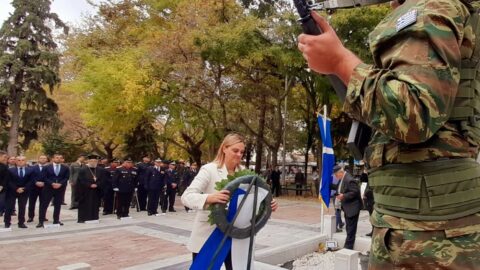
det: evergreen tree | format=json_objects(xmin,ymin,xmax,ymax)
[
  {"xmin": 0, "ymin": 0, "xmax": 68, "ymax": 155},
  {"xmin": 123, "ymin": 117, "xmax": 160, "ymax": 161}
]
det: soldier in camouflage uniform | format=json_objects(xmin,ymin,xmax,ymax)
[{"xmin": 298, "ymin": 0, "xmax": 480, "ymax": 269}]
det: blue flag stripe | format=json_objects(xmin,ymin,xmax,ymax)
[
  {"xmin": 317, "ymin": 115, "xmax": 335, "ymax": 208},
  {"xmin": 190, "ymin": 188, "xmax": 247, "ymax": 270}
]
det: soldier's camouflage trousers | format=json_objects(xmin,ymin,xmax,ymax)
[{"xmin": 369, "ymin": 227, "xmax": 480, "ymax": 269}]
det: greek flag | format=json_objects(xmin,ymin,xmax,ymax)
[
  {"xmin": 191, "ymin": 185, "xmax": 269, "ymax": 270},
  {"xmin": 317, "ymin": 115, "xmax": 335, "ymax": 208}
]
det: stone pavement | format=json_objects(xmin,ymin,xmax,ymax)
[{"xmin": 0, "ymin": 188, "xmax": 372, "ymax": 270}]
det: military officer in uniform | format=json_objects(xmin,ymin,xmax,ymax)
[
  {"xmin": 165, "ymin": 161, "xmax": 179, "ymax": 212},
  {"xmin": 112, "ymin": 158, "xmax": 138, "ymax": 219},
  {"xmin": 103, "ymin": 159, "xmax": 120, "ymax": 215},
  {"xmin": 298, "ymin": 0, "xmax": 480, "ymax": 268},
  {"xmin": 136, "ymin": 156, "xmax": 152, "ymax": 212},
  {"xmin": 146, "ymin": 159, "xmax": 167, "ymax": 216}
]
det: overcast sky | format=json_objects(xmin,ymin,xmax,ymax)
[{"xmin": 0, "ymin": 0, "xmax": 100, "ymax": 26}]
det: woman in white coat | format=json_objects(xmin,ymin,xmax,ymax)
[{"xmin": 181, "ymin": 133, "xmax": 278, "ymax": 269}]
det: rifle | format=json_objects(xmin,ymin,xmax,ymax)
[{"xmin": 293, "ymin": 0, "xmax": 376, "ymax": 160}]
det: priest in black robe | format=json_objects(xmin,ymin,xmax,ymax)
[{"xmin": 77, "ymin": 154, "xmax": 107, "ymax": 223}]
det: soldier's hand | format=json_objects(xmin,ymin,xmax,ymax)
[
  {"xmin": 171, "ymin": 183, "xmax": 177, "ymax": 189},
  {"xmin": 36, "ymin": 181, "xmax": 44, "ymax": 187},
  {"xmin": 16, "ymin": 187, "xmax": 24, "ymax": 194},
  {"xmin": 113, "ymin": 188, "xmax": 119, "ymax": 192},
  {"xmin": 0, "ymin": 186, "xmax": 2, "ymax": 192},
  {"xmin": 297, "ymin": 11, "xmax": 361, "ymax": 85},
  {"xmin": 91, "ymin": 184, "xmax": 97, "ymax": 188},
  {"xmin": 206, "ymin": 190, "xmax": 230, "ymax": 204},
  {"xmin": 336, "ymin": 193, "xmax": 345, "ymax": 201}
]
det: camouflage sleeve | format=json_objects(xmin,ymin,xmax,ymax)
[{"xmin": 344, "ymin": 0, "xmax": 472, "ymax": 143}]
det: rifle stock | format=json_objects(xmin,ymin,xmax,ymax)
[{"xmin": 293, "ymin": 0, "xmax": 372, "ymax": 160}]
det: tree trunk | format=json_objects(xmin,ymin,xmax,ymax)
[
  {"xmin": 7, "ymin": 91, "xmax": 22, "ymax": 156},
  {"xmin": 271, "ymin": 148, "xmax": 278, "ymax": 168},
  {"xmin": 254, "ymin": 95, "xmax": 267, "ymax": 173},
  {"xmin": 190, "ymin": 146, "xmax": 202, "ymax": 166},
  {"xmin": 245, "ymin": 141, "xmax": 252, "ymax": 169}
]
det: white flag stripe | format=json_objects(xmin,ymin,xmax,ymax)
[
  {"xmin": 230, "ymin": 185, "xmax": 269, "ymax": 270},
  {"xmin": 323, "ymin": 146, "xmax": 334, "ymax": 155}
]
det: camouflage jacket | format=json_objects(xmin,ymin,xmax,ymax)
[{"xmin": 344, "ymin": 0, "xmax": 478, "ymax": 168}]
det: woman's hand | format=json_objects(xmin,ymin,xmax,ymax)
[
  {"xmin": 206, "ymin": 190, "xmax": 230, "ymax": 204},
  {"xmin": 271, "ymin": 199, "xmax": 278, "ymax": 212}
]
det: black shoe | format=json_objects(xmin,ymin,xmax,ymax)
[
  {"xmin": 36, "ymin": 223, "xmax": 43, "ymax": 228},
  {"xmin": 102, "ymin": 212, "xmax": 111, "ymax": 215},
  {"xmin": 11, "ymin": 211, "xmax": 16, "ymax": 216},
  {"xmin": 5, "ymin": 223, "xmax": 10, "ymax": 228},
  {"xmin": 168, "ymin": 209, "xmax": 176, "ymax": 212},
  {"xmin": 117, "ymin": 216, "xmax": 121, "ymax": 219},
  {"xmin": 336, "ymin": 228, "xmax": 343, "ymax": 233},
  {"xmin": 53, "ymin": 221, "xmax": 64, "ymax": 226},
  {"xmin": 69, "ymin": 207, "xmax": 78, "ymax": 210},
  {"xmin": 366, "ymin": 232, "xmax": 373, "ymax": 237},
  {"xmin": 27, "ymin": 218, "xmax": 34, "ymax": 223},
  {"xmin": 148, "ymin": 212, "xmax": 153, "ymax": 216},
  {"xmin": 18, "ymin": 224, "xmax": 27, "ymax": 229},
  {"xmin": 61, "ymin": 202, "xmax": 67, "ymax": 205},
  {"xmin": 45, "ymin": 218, "xmax": 49, "ymax": 222}
]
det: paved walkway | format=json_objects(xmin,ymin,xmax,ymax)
[{"xmin": 0, "ymin": 189, "xmax": 372, "ymax": 269}]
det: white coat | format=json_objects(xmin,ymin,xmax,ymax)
[{"xmin": 181, "ymin": 162, "xmax": 230, "ymax": 253}]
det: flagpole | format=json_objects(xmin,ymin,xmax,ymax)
[{"xmin": 321, "ymin": 105, "xmax": 327, "ymax": 235}]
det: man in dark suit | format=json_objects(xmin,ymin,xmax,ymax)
[
  {"xmin": 332, "ymin": 165, "xmax": 361, "ymax": 250},
  {"xmin": 146, "ymin": 159, "xmax": 167, "ymax": 216},
  {"xmin": 38, "ymin": 153, "xmax": 70, "ymax": 227},
  {"xmin": 135, "ymin": 156, "xmax": 151, "ymax": 212},
  {"xmin": 294, "ymin": 168, "xmax": 305, "ymax": 196},
  {"xmin": 0, "ymin": 151, "xmax": 10, "ymax": 217},
  {"xmin": 27, "ymin": 155, "xmax": 49, "ymax": 223},
  {"xmin": 5, "ymin": 156, "xmax": 33, "ymax": 228}
]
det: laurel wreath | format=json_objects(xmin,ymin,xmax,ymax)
[{"xmin": 208, "ymin": 169, "xmax": 268, "ymax": 225}]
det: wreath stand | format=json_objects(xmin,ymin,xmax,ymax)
[{"xmin": 209, "ymin": 175, "xmax": 273, "ymax": 270}]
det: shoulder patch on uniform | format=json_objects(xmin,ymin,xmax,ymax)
[{"xmin": 396, "ymin": 9, "xmax": 417, "ymax": 32}]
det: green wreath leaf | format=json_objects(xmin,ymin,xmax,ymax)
[{"xmin": 208, "ymin": 169, "xmax": 267, "ymax": 225}]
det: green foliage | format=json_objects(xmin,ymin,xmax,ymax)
[
  {"xmin": 208, "ymin": 169, "xmax": 267, "ymax": 225},
  {"xmin": 123, "ymin": 117, "xmax": 160, "ymax": 160},
  {"xmin": 41, "ymin": 133, "xmax": 83, "ymax": 162},
  {"xmin": 0, "ymin": 0, "xmax": 68, "ymax": 154}
]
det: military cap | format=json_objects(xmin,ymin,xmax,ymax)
[
  {"xmin": 154, "ymin": 158, "xmax": 163, "ymax": 162},
  {"xmin": 333, "ymin": 165, "xmax": 343, "ymax": 173},
  {"xmin": 124, "ymin": 157, "xmax": 134, "ymax": 162},
  {"xmin": 111, "ymin": 158, "xmax": 120, "ymax": 163},
  {"xmin": 87, "ymin": 154, "xmax": 100, "ymax": 160},
  {"xmin": 169, "ymin": 161, "xmax": 177, "ymax": 165}
]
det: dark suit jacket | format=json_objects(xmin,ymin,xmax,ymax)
[
  {"xmin": 0, "ymin": 163, "xmax": 10, "ymax": 193},
  {"xmin": 8, "ymin": 166, "xmax": 34, "ymax": 193},
  {"xmin": 336, "ymin": 172, "xmax": 362, "ymax": 218},
  {"xmin": 44, "ymin": 163, "xmax": 70, "ymax": 186},
  {"xmin": 146, "ymin": 167, "xmax": 167, "ymax": 191}
]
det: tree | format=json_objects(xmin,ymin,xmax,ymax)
[{"xmin": 0, "ymin": 0, "xmax": 68, "ymax": 155}]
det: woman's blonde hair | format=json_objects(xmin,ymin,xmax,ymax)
[{"xmin": 214, "ymin": 133, "xmax": 245, "ymax": 167}]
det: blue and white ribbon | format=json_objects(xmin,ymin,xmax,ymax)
[{"xmin": 191, "ymin": 185, "xmax": 268, "ymax": 270}]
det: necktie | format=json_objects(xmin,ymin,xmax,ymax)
[
  {"xmin": 20, "ymin": 167, "xmax": 24, "ymax": 178},
  {"xmin": 39, "ymin": 165, "xmax": 42, "ymax": 172}
]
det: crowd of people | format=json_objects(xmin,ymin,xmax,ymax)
[{"xmin": 0, "ymin": 151, "xmax": 199, "ymax": 229}]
